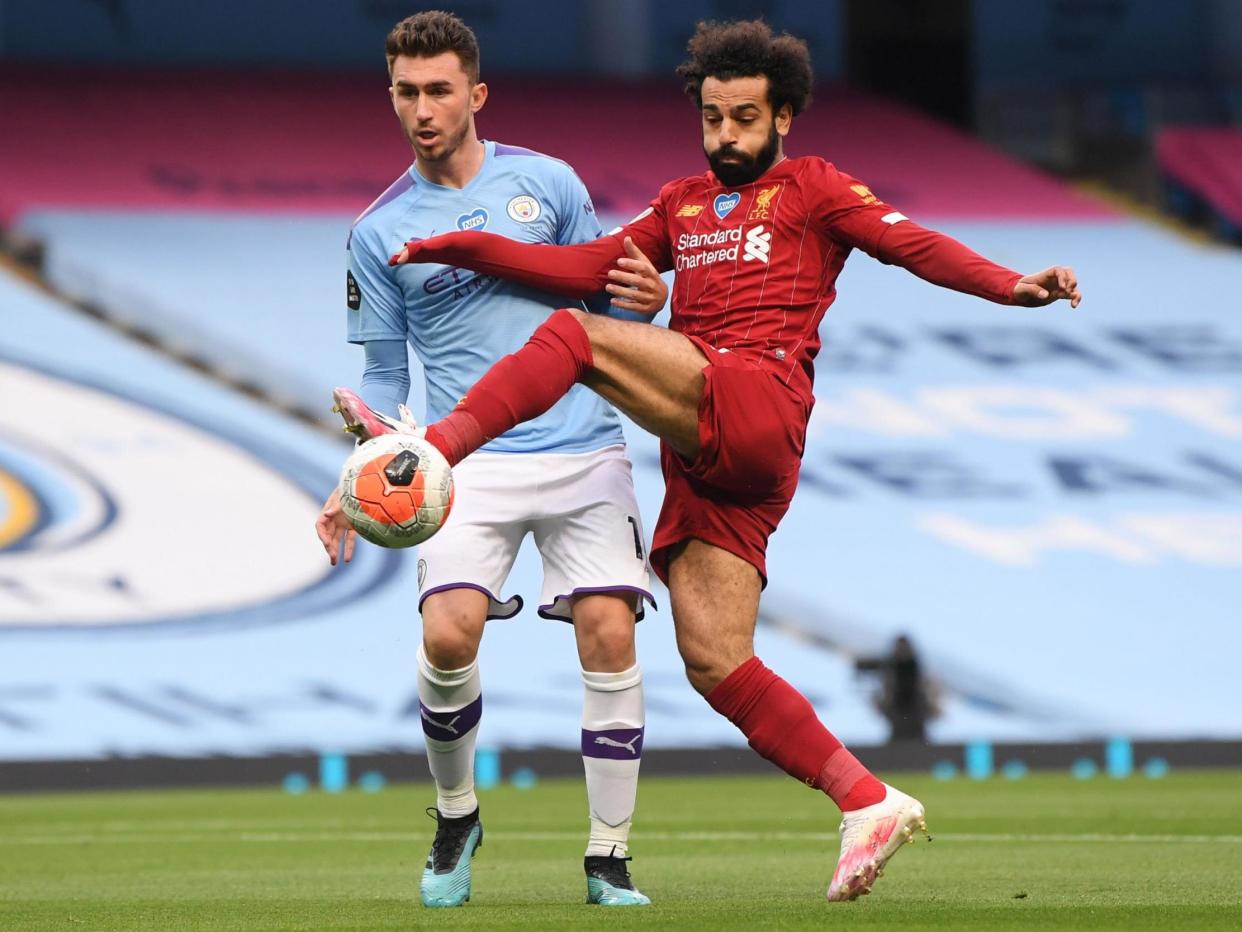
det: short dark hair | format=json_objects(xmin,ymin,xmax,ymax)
[
  {"xmin": 385, "ymin": 10, "xmax": 481, "ymax": 83},
  {"xmin": 676, "ymin": 19, "xmax": 813, "ymax": 117}
]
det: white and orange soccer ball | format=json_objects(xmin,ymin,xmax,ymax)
[{"xmin": 338, "ymin": 433, "xmax": 454, "ymax": 548}]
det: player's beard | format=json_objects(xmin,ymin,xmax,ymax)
[
  {"xmin": 412, "ymin": 117, "xmax": 470, "ymax": 163},
  {"xmin": 706, "ymin": 124, "xmax": 781, "ymax": 188}
]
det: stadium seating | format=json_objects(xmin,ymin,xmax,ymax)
[
  {"xmin": 1156, "ymin": 126, "xmax": 1242, "ymax": 240},
  {"xmin": 0, "ymin": 69, "xmax": 1109, "ymax": 220}
]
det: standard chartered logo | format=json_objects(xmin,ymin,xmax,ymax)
[
  {"xmin": 674, "ymin": 224, "xmax": 772, "ymax": 270},
  {"xmin": 743, "ymin": 225, "xmax": 771, "ymax": 263}
]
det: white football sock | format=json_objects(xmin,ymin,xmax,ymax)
[
  {"xmin": 580, "ymin": 664, "xmax": 644, "ymax": 858},
  {"xmin": 417, "ymin": 646, "xmax": 482, "ymax": 818}
]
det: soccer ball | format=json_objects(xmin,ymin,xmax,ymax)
[{"xmin": 338, "ymin": 433, "xmax": 454, "ymax": 548}]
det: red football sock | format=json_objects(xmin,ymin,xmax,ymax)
[
  {"xmin": 424, "ymin": 308, "xmax": 593, "ymax": 466},
  {"xmin": 706, "ymin": 657, "xmax": 886, "ymax": 811}
]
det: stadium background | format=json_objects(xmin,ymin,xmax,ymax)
[{"xmin": 2, "ymin": 0, "xmax": 1240, "ymax": 789}]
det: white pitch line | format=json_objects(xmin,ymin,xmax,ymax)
[{"xmin": 3, "ymin": 831, "xmax": 1241, "ymax": 846}]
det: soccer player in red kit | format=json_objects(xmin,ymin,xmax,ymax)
[{"xmin": 356, "ymin": 19, "xmax": 1081, "ymax": 901}]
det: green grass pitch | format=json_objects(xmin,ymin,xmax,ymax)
[{"xmin": 2, "ymin": 770, "xmax": 1240, "ymax": 929}]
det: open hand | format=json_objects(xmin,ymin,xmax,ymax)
[
  {"xmin": 315, "ymin": 486, "xmax": 357, "ymax": 566},
  {"xmin": 1013, "ymin": 266, "xmax": 1081, "ymax": 308},
  {"xmin": 606, "ymin": 237, "xmax": 668, "ymax": 316}
]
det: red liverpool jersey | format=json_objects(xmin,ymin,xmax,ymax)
[
  {"xmin": 619, "ymin": 156, "xmax": 1019, "ymax": 403},
  {"xmin": 402, "ymin": 156, "xmax": 1022, "ymax": 409}
]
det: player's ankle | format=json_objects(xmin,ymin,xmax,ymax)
[
  {"xmin": 436, "ymin": 787, "xmax": 478, "ymax": 818},
  {"xmin": 839, "ymin": 775, "xmax": 886, "ymax": 812},
  {"xmin": 585, "ymin": 841, "xmax": 630, "ymax": 858}
]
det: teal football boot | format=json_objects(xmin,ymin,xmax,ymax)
[
  {"xmin": 421, "ymin": 807, "xmax": 483, "ymax": 907},
  {"xmin": 585, "ymin": 850, "xmax": 651, "ymax": 906}
]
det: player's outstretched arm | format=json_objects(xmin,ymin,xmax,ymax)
[
  {"xmin": 1012, "ymin": 266, "xmax": 1082, "ymax": 308},
  {"xmin": 870, "ymin": 220, "xmax": 1084, "ymax": 308},
  {"xmin": 315, "ymin": 487, "xmax": 357, "ymax": 566},
  {"xmin": 391, "ymin": 231, "xmax": 626, "ymax": 298}
]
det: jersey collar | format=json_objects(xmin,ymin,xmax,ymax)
[{"xmin": 409, "ymin": 140, "xmax": 495, "ymax": 193}]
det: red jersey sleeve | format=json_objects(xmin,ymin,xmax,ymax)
[
  {"xmin": 809, "ymin": 161, "xmax": 1021, "ymax": 305},
  {"xmin": 397, "ymin": 185, "xmax": 676, "ymax": 299},
  {"xmin": 398, "ymin": 231, "xmax": 620, "ymax": 298},
  {"xmin": 608, "ymin": 182, "xmax": 676, "ymax": 273}
]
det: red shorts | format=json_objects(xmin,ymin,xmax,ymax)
[{"xmin": 649, "ymin": 341, "xmax": 809, "ymax": 586}]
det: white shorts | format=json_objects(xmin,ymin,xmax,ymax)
[{"xmin": 416, "ymin": 444, "xmax": 655, "ymax": 622}]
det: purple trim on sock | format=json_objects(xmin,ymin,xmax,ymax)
[
  {"xmin": 537, "ymin": 586, "xmax": 657, "ymax": 624},
  {"xmin": 420, "ymin": 693, "xmax": 482, "ymax": 740},
  {"xmin": 419, "ymin": 583, "xmax": 524, "ymax": 621},
  {"xmin": 347, "ymin": 169, "xmax": 416, "ymax": 247},
  {"xmin": 582, "ymin": 726, "xmax": 644, "ymax": 760}
]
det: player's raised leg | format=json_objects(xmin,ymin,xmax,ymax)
[
  {"xmin": 423, "ymin": 308, "xmax": 707, "ymax": 467},
  {"xmin": 417, "ymin": 588, "xmax": 488, "ymax": 907},
  {"xmin": 667, "ymin": 539, "xmax": 928, "ymax": 902},
  {"xmin": 572, "ymin": 593, "xmax": 650, "ymax": 906}
]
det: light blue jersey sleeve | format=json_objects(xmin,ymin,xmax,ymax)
[
  {"xmin": 347, "ymin": 225, "xmax": 412, "ymax": 417},
  {"xmin": 555, "ymin": 168, "xmax": 605, "ymax": 247},
  {"xmin": 347, "ymin": 226, "xmax": 405, "ymax": 343},
  {"xmin": 359, "ymin": 339, "xmax": 409, "ymax": 417}
]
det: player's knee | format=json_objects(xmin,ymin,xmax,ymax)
[
  {"xmin": 591, "ymin": 625, "xmax": 635, "ymax": 668},
  {"xmin": 573, "ymin": 600, "xmax": 636, "ymax": 670},
  {"xmin": 421, "ymin": 612, "xmax": 483, "ymax": 670},
  {"xmin": 422, "ymin": 631, "xmax": 477, "ymax": 670},
  {"xmin": 563, "ymin": 305, "xmax": 614, "ymax": 343},
  {"xmin": 682, "ymin": 660, "xmax": 726, "ymax": 696},
  {"xmin": 420, "ymin": 589, "xmax": 488, "ymax": 668},
  {"xmin": 677, "ymin": 640, "xmax": 725, "ymax": 695},
  {"xmin": 677, "ymin": 630, "xmax": 751, "ymax": 695}
]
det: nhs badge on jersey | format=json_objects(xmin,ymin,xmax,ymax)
[
  {"xmin": 713, "ymin": 192, "xmax": 741, "ymax": 219},
  {"xmin": 457, "ymin": 208, "xmax": 489, "ymax": 231},
  {"xmin": 506, "ymin": 195, "xmax": 542, "ymax": 223}
]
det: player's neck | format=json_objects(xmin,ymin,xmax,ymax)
[
  {"xmin": 768, "ymin": 144, "xmax": 788, "ymax": 173},
  {"xmin": 417, "ymin": 137, "xmax": 486, "ymax": 189}
]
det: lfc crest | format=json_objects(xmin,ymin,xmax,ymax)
[{"xmin": 748, "ymin": 184, "xmax": 782, "ymax": 220}]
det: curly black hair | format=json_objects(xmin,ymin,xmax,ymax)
[{"xmin": 676, "ymin": 19, "xmax": 813, "ymax": 116}]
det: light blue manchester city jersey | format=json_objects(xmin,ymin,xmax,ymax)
[{"xmin": 347, "ymin": 140, "xmax": 624, "ymax": 454}]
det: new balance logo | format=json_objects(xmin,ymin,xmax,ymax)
[
  {"xmin": 421, "ymin": 707, "xmax": 462, "ymax": 736},
  {"xmin": 742, "ymin": 225, "xmax": 771, "ymax": 263},
  {"xmin": 595, "ymin": 734, "xmax": 640, "ymax": 755}
]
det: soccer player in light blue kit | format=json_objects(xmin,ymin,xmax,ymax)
[{"xmin": 314, "ymin": 12, "xmax": 667, "ymax": 909}]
